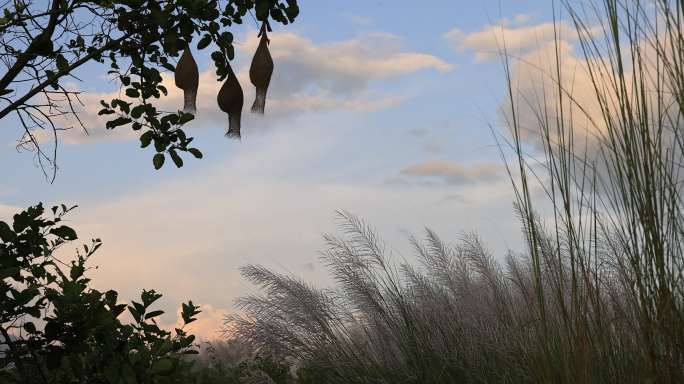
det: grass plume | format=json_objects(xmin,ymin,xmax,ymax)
[{"xmin": 226, "ymin": 1, "xmax": 684, "ymax": 382}]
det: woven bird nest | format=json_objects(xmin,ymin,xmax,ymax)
[{"xmin": 173, "ymin": 21, "xmax": 276, "ymax": 140}]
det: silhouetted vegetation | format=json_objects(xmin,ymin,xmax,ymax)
[
  {"xmin": 226, "ymin": 1, "xmax": 684, "ymax": 382},
  {"xmin": 0, "ymin": 206, "xmax": 299, "ymax": 383},
  {"xmin": 0, "ymin": 1, "xmax": 301, "ymax": 381},
  {"xmin": 182, "ymin": 341, "xmax": 294, "ymax": 384},
  {"xmin": 4, "ymin": 0, "xmax": 684, "ymax": 383},
  {"xmin": 0, "ymin": 0, "xmax": 298, "ymax": 178},
  {"xmin": 0, "ymin": 204, "xmax": 200, "ymax": 383}
]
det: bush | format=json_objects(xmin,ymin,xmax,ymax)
[
  {"xmin": 0, "ymin": 203, "xmax": 201, "ymax": 383},
  {"xmin": 181, "ymin": 340, "xmax": 295, "ymax": 384}
]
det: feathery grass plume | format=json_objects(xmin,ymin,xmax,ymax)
[
  {"xmin": 250, "ymin": 22, "xmax": 274, "ymax": 114},
  {"xmin": 228, "ymin": 210, "xmax": 668, "ymax": 382},
  {"xmin": 217, "ymin": 62, "xmax": 243, "ymax": 139},
  {"xmin": 228, "ymin": 195, "xmax": 680, "ymax": 381},
  {"xmin": 174, "ymin": 46, "xmax": 199, "ymax": 113},
  {"xmin": 227, "ymin": 1, "xmax": 684, "ymax": 382},
  {"xmin": 498, "ymin": 0, "xmax": 684, "ymax": 380}
]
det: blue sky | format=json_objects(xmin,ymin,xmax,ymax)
[{"xmin": 1, "ymin": 0, "xmax": 577, "ymax": 338}]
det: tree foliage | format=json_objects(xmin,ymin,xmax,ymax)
[
  {"xmin": 0, "ymin": 203, "xmax": 201, "ymax": 383},
  {"xmin": 0, "ymin": 0, "xmax": 299, "ymax": 179}
]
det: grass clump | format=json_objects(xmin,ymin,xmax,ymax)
[{"xmin": 227, "ymin": 1, "xmax": 684, "ymax": 382}]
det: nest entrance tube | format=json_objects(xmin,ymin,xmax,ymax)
[
  {"xmin": 174, "ymin": 47, "xmax": 199, "ymax": 113},
  {"xmin": 217, "ymin": 63, "xmax": 244, "ymax": 139},
  {"xmin": 227, "ymin": 113, "xmax": 242, "ymax": 139},
  {"xmin": 249, "ymin": 22, "xmax": 273, "ymax": 114}
]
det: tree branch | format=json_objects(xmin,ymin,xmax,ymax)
[
  {"xmin": 0, "ymin": 0, "xmax": 63, "ymax": 92},
  {"xmin": 0, "ymin": 33, "xmax": 131, "ymax": 121}
]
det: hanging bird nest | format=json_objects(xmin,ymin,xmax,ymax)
[
  {"xmin": 174, "ymin": 46, "xmax": 199, "ymax": 113},
  {"xmin": 249, "ymin": 22, "xmax": 274, "ymax": 114},
  {"xmin": 173, "ymin": 20, "xmax": 280, "ymax": 140},
  {"xmin": 217, "ymin": 63, "xmax": 244, "ymax": 139}
]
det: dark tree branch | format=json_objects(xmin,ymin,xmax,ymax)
[
  {"xmin": 0, "ymin": 0, "xmax": 300, "ymax": 178},
  {"xmin": 0, "ymin": 33, "xmax": 130, "ymax": 121},
  {"xmin": 0, "ymin": 0, "xmax": 63, "ymax": 92}
]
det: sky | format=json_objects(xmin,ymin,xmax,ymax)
[{"xmin": 0, "ymin": 0, "xmax": 588, "ymax": 339}]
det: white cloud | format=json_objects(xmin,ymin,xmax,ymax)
[
  {"xmin": 500, "ymin": 39, "xmax": 607, "ymax": 149},
  {"xmin": 56, "ymin": 121, "xmax": 521, "ymax": 331},
  {"xmin": 400, "ymin": 159, "xmax": 501, "ymax": 185},
  {"xmin": 249, "ymin": 31, "xmax": 453, "ymax": 90},
  {"xmin": 444, "ymin": 21, "xmax": 598, "ymax": 62},
  {"xmin": 479, "ymin": 16, "xmax": 680, "ymax": 190},
  {"xmin": 445, "ymin": 19, "xmax": 609, "ymax": 156},
  {"xmin": 50, "ymin": 31, "xmax": 452, "ymax": 145}
]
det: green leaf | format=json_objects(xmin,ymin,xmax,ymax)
[
  {"xmin": 181, "ymin": 301, "xmax": 201, "ymax": 324},
  {"xmin": 188, "ymin": 148, "xmax": 203, "ymax": 159},
  {"xmin": 26, "ymin": 306, "xmax": 40, "ymax": 318},
  {"xmin": 197, "ymin": 34, "xmax": 212, "ymax": 50},
  {"xmin": 270, "ymin": 8, "xmax": 285, "ymax": 23},
  {"xmin": 0, "ymin": 221, "xmax": 15, "ymax": 241},
  {"xmin": 285, "ymin": 1, "xmax": 300, "ymax": 20},
  {"xmin": 141, "ymin": 290, "xmax": 162, "ymax": 306},
  {"xmin": 145, "ymin": 310, "xmax": 164, "ymax": 319},
  {"xmin": 218, "ymin": 31, "xmax": 233, "ymax": 46},
  {"xmin": 105, "ymin": 117, "xmax": 132, "ymax": 129},
  {"xmin": 70, "ymin": 264, "xmax": 85, "ymax": 280},
  {"xmin": 56, "ymin": 54, "xmax": 69, "ymax": 72},
  {"xmin": 157, "ymin": 339, "xmax": 174, "ymax": 355},
  {"xmin": 165, "ymin": 31, "xmax": 179, "ymax": 53},
  {"xmin": 140, "ymin": 131, "xmax": 154, "ymax": 148},
  {"xmin": 153, "ymin": 153, "xmax": 165, "ymax": 170},
  {"xmin": 169, "ymin": 149, "xmax": 183, "ymax": 168},
  {"xmin": 154, "ymin": 137, "xmax": 166, "ymax": 152},
  {"xmin": 45, "ymin": 70, "xmax": 58, "ymax": 89},
  {"xmin": 255, "ymin": 0, "xmax": 270, "ymax": 20},
  {"xmin": 0, "ymin": 267, "xmax": 20, "ymax": 279},
  {"xmin": 125, "ymin": 88, "xmax": 139, "ymax": 98},
  {"xmin": 50, "ymin": 225, "xmax": 77, "ymax": 240},
  {"xmin": 44, "ymin": 321, "xmax": 60, "ymax": 340},
  {"xmin": 105, "ymin": 290, "xmax": 118, "ymax": 306},
  {"xmin": 128, "ymin": 304, "xmax": 142, "ymax": 321},
  {"xmin": 114, "ymin": 99, "xmax": 130, "ymax": 114},
  {"xmin": 131, "ymin": 105, "xmax": 146, "ymax": 119},
  {"xmin": 23, "ymin": 322, "xmax": 36, "ymax": 333},
  {"xmin": 178, "ymin": 113, "xmax": 194, "ymax": 125}
]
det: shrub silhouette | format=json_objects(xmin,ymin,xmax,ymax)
[{"xmin": 0, "ymin": 204, "xmax": 201, "ymax": 383}]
